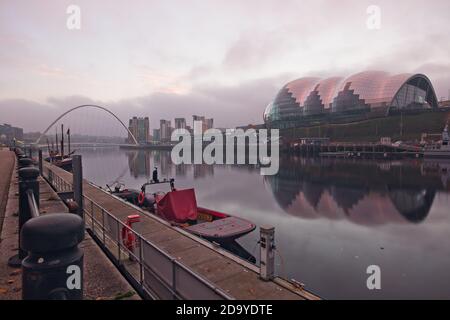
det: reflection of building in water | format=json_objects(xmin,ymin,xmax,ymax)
[
  {"xmin": 175, "ymin": 163, "xmax": 187, "ymax": 177},
  {"xmin": 128, "ymin": 151, "xmax": 151, "ymax": 178},
  {"xmin": 264, "ymin": 157, "xmax": 447, "ymax": 226},
  {"xmin": 194, "ymin": 164, "xmax": 214, "ymax": 179},
  {"xmin": 158, "ymin": 151, "xmax": 173, "ymax": 177}
]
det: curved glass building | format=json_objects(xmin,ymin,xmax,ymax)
[{"xmin": 264, "ymin": 71, "xmax": 439, "ymax": 129}]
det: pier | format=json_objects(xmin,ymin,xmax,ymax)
[
  {"xmin": 40, "ymin": 160, "xmax": 319, "ymax": 300},
  {"xmin": 285, "ymin": 141, "xmax": 423, "ymax": 159}
]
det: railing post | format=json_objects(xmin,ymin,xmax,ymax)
[
  {"xmin": 38, "ymin": 149, "xmax": 43, "ymax": 175},
  {"xmin": 259, "ymin": 225, "xmax": 275, "ymax": 281},
  {"xmin": 21, "ymin": 213, "xmax": 85, "ymax": 300},
  {"xmin": 72, "ymin": 155, "xmax": 83, "ymax": 218}
]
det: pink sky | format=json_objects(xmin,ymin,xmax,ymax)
[{"xmin": 1, "ymin": 0, "xmax": 449, "ymax": 133}]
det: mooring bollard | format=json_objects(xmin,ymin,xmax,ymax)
[
  {"xmin": 15, "ymin": 148, "xmax": 24, "ymax": 158},
  {"xmin": 38, "ymin": 149, "xmax": 43, "ymax": 175},
  {"xmin": 18, "ymin": 157, "xmax": 33, "ymax": 169},
  {"xmin": 259, "ymin": 225, "xmax": 275, "ymax": 281},
  {"xmin": 72, "ymin": 155, "xmax": 83, "ymax": 218},
  {"xmin": 21, "ymin": 213, "xmax": 85, "ymax": 300}
]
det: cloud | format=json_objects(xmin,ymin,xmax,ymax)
[{"xmin": 0, "ymin": 75, "xmax": 289, "ymax": 134}]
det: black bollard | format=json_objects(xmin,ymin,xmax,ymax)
[
  {"xmin": 18, "ymin": 157, "xmax": 33, "ymax": 169},
  {"xmin": 38, "ymin": 150, "xmax": 43, "ymax": 175},
  {"xmin": 72, "ymin": 155, "xmax": 84, "ymax": 218},
  {"xmin": 17, "ymin": 153, "xmax": 26, "ymax": 160},
  {"xmin": 21, "ymin": 213, "xmax": 85, "ymax": 300}
]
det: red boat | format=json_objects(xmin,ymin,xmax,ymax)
[{"xmin": 138, "ymin": 179, "xmax": 256, "ymax": 243}]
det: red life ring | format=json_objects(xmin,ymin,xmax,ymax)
[
  {"xmin": 121, "ymin": 226, "xmax": 136, "ymax": 251},
  {"xmin": 138, "ymin": 191, "xmax": 145, "ymax": 206}
]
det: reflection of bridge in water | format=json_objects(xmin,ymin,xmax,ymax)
[{"xmin": 264, "ymin": 157, "xmax": 450, "ymax": 226}]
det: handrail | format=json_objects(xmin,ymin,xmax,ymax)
[
  {"xmin": 83, "ymin": 194, "xmax": 233, "ymax": 300},
  {"xmin": 26, "ymin": 189, "xmax": 40, "ymax": 219}
]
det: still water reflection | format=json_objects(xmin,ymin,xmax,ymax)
[{"xmin": 77, "ymin": 147, "xmax": 450, "ymax": 299}]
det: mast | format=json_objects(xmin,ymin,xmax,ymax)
[
  {"xmin": 67, "ymin": 127, "xmax": 71, "ymax": 155},
  {"xmin": 55, "ymin": 129, "xmax": 59, "ymax": 154},
  {"xmin": 46, "ymin": 138, "xmax": 51, "ymax": 156},
  {"xmin": 61, "ymin": 123, "xmax": 65, "ymax": 157}
]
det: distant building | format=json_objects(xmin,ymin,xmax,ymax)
[
  {"xmin": 0, "ymin": 123, "xmax": 23, "ymax": 145},
  {"xmin": 128, "ymin": 117, "xmax": 150, "ymax": 144},
  {"xmin": 160, "ymin": 119, "xmax": 172, "ymax": 142},
  {"xmin": 153, "ymin": 129, "xmax": 161, "ymax": 142},
  {"xmin": 192, "ymin": 115, "xmax": 214, "ymax": 132},
  {"xmin": 174, "ymin": 118, "xmax": 186, "ymax": 130},
  {"xmin": 264, "ymin": 71, "xmax": 439, "ymax": 130},
  {"xmin": 192, "ymin": 115, "xmax": 205, "ymax": 127},
  {"xmin": 205, "ymin": 118, "xmax": 214, "ymax": 130}
]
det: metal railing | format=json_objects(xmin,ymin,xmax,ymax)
[
  {"xmin": 26, "ymin": 189, "xmax": 40, "ymax": 219},
  {"xmin": 83, "ymin": 195, "xmax": 233, "ymax": 300},
  {"xmin": 46, "ymin": 167, "xmax": 72, "ymax": 192}
]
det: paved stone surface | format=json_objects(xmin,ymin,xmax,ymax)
[{"xmin": 0, "ymin": 148, "xmax": 14, "ymax": 235}]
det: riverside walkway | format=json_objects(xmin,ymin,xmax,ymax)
[
  {"xmin": 43, "ymin": 161, "xmax": 319, "ymax": 300},
  {"xmin": 0, "ymin": 148, "xmax": 138, "ymax": 300}
]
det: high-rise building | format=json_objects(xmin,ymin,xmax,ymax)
[
  {"xmin": 153, "ymin": 129, "xmax": 161, "ymax": 142},
  {"xmin": 128, "ymin": 117, "xmax": 150, "ymax": 144},
  {"xmin": 192, "ymin": 115, "xmax": 213, "ymax": 132},
  {"xmin": 174, "ymin": 118, "xmax": 186, "ymax": 130},
  {"xmin": 205, "ymin": 118, "xmax": 214, "ymax": 130},
  {"xmin": 160, "ymin": 119, "xmax": 172, "ymax": 142}
]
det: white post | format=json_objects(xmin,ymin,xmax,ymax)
[{"xmin": 260, "ymin": 225, "xmax": 275, "ymax": 281}]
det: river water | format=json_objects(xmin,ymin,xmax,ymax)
[{"xmin": 76, "ymin": 147, "xmax": 450, "ymax": 299}]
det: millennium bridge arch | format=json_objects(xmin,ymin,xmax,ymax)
[{"xmin": 35, "ymin": 104, "xmax": 138, "ymax": 145}]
